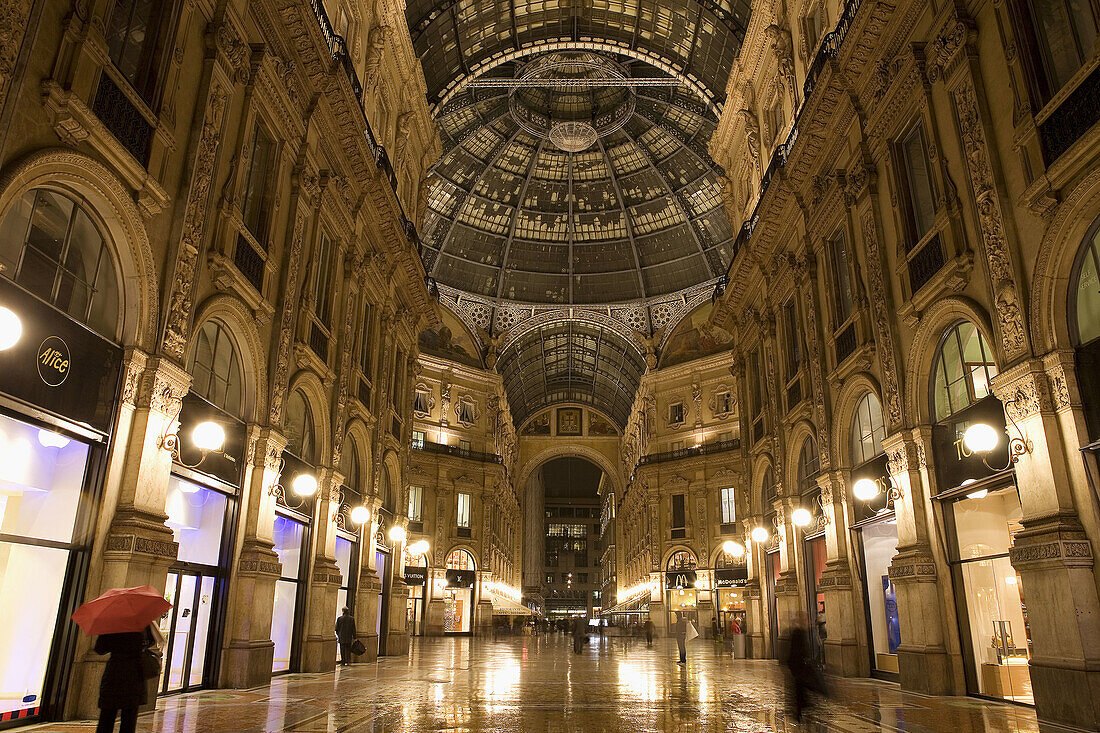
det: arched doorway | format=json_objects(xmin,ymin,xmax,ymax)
[{"xmin": 443, "ymin": 549, "xmax": 476, "ymax": 634}]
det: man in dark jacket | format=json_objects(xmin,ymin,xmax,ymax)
[
  {"xmin": 673, "ymin": 613, "xmax": 687, "ymax": 664},
  {"xmin": 572, "ymin": 615, "xmax": 588, "ymax": 654},
  {"xmin": 335, "ymin": 607, "xmax": 357, "ymax": 666},
  {"xmin": 644, "ymin": 618, "xmax": 655, "ymax": 646},
  {"xmin": 95, "ymin": 628, "xmax": 154, "ymax": 733},
  {"xmin": 785, "ymin": 613, "xmax": 823, "ymax": 722}
]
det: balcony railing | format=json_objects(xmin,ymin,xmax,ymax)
[
  {"xmin": 92, "ymin": 74, "xmax": 154, "ymax": 165},
  {"xmin": 726, "ymin": 0, "xmax": 866, "ymax": 272},
  {"xmin": 1039, "ymin": 64, "xmax": 1100, "ymax": 166},
  {"xmin": 413, "ymin": 439, "xmax": 503, "ymax": 464},
  {"xmin": 638, "ymin": 438, "xmax": 740, "ymax": 465},
  {"xmin": 306, "ymin": 0, "xmax": 419, "ymax": 249}
]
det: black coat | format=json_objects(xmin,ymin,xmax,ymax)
[
  {"xmin": 335, "ymin": 613, "xmax": 357, "ymax": 644},
  {"xmin": 95, "ymin": 630, "xmax": 152, "ymax": 709}
]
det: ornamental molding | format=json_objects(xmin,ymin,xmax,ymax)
[{"xmin": 859, "ymin": 208, "xmax": 903, "ymax": 428}]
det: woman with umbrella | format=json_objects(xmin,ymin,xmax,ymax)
[{"xmin": 72, "ymin": 585, "xmax": 171, "ymax": 733}]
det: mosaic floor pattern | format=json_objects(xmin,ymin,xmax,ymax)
[{"xmin": 26, "ymin": 634, "xmax": 1043, "ymax": 732}]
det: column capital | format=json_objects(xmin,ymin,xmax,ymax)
[
  {"xmin": 887, "ymin": 543, "xmax": 939, "ymax": 584},
  {"xmin": 991, "ymin": 358, "xmax": 1057, "ymax": 421},
  {"xmin": 881, "ymin": 430, "xmax": 928, "ymax": 475}
]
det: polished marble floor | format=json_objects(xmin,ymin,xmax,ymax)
[{"xmin": 28, "ymin": 633, "xmax": 1041, "ymax": 732}]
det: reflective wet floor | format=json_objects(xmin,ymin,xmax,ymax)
[{"xmin": 29, "ymin": 634, "xmax": 1041, "ymax": 732}]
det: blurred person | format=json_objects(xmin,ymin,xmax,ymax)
[{"xmin": 785, "ymin": 612, "xmax": 826, "ymax": 723}]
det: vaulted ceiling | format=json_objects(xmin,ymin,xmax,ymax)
[{"xmin": 404, "ymin": 1, "xmax": 751, "ymax": 429}]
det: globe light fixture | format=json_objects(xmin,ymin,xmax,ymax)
[
  {"xmin": 37, "ymin": 429, "xmax": 71, "ymax": 449},
  {"xmin": 963, "ymin": 423, "xmax": 1000, "ymax": 454},
  {"xmin": 191, "ymin": 421, "xmax": 226, "ymax": 453},
  {"xmin": 349, "ymin": 505, "xmax": 371, "ymax": 525},
  {"xmin": 292, "ymin": 473, "xmax": 318, "ymax": 497},
  {"xmin": 751, "ymin": 526, "xmax": 770, "ymax": 543},
  {"xmin": 0, "ymin": 306, "xmax": 21, "ymax": 351},
  {"xmin": 791, "ymin": 508, "xmax": 813, "ymax": 527},
  {"xmin": 852, "ymin": 478, "xmax": 880, "ymax": 502},
  {"xmin": 966, "ymin": 488, "xmax": 989, "ymax": 500},
  {"xmin": 389, "ymin": 525, "xmax": 407, "ymax": 544},
  {"xmin": 722, "ymin": 539, "xmax": 745, "ymax": 558}
]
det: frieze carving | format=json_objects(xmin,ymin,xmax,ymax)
[
  {"xmin": 953, "ymin": 81, "xmax": 1029, "ymax": 361},
  {"xmin": 362, "ymin": 25, "xmax": 390, "ymax": 89},
  {"xmin": 926, "ymin": 20, "xmax": 971, "ymax": 83},
  {"xmin": 108, "ymin": 534, "xmax": 178, "ymax": 558},
  {"xmin": 162, "ymin": 87, "xmax": 229, "ymax": 359},
  {"xmin": 1010, "ymin": 540, "xmax": 1093, "ymax": 566},
  {"xmin": 793, "ymin": 256, "xmax": 831, "ymax": 469},
  {"xmin": 212, "ymin": 21, "xmax": 248, "ymax": 83},
  {"xmin": 998, "ymin": 371, "xmax": 1051, "ymax": 421},
  {"xmin": 860, "ymin": 209, "xmax": 903, "ymax": 427}
]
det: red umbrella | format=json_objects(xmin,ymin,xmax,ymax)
[{"xmin": 71, "ymin": 585, "xmax": 172, "ymax": 636}]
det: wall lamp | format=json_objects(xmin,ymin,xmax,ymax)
[
  {"xmin": 0, "ymin": 305, "xmax": 22, "ymax": 350},
  {"xmin": 722, "ymin": 539, "xmax": 745, "ymax": 558},
  {"xmin": 407, "ymin": 539, "xmax": 430, "ymax": 556},
  {"xmin": 330, "ymin": 488, "xmax": 371, "ymax": 528},
  {"xmin": 790, "ymin": 508, "xmax": 813, "ymax": 527},
  {"xmin": 388, "ymin": 525, "xmax": 407, "ymax": 544},
  {"xmin": 963, "ymin": 418, "xmax": 1032, "ymax": 471},
  {"xmin": 267, "ymin": 456, "xmax": 318, "ymax": 509},
  {"xmin": 852, "ymin": 477, "xmax": 903, "ymax": 508},
  {"xmin": 158, "ymin": 398, "xmax": 226, "ymax": 469},
  {"xmin": 750, "ymin": 526, "xmax": 770, "ymax": 544}
]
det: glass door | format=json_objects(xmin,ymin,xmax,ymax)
[{"xmin": 159, "ymin": 572, "xmax": 216, "ymax": 694}]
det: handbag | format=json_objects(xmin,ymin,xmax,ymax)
[
  {"xmin": 685, "ymin": 622, "xmax": 699, "ymax": 642},
  {"xmin": 140, "ymin": 648, "xmax": 162, "ymax": 680},
  {"xmin": 350, "ymin": 639, "xmax": 366, "ymax": 656}
]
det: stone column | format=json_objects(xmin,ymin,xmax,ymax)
[
  {"xmin": 385, "ymin": 517, "xmax": 411, "ymax": 655},
  {"xmin": 221, "ymin": 427, "xmax": 287, "ymax": 688},
  {"xmin": 882, "ymin": 431, "xmax": 965, "ymax": 695},
  {"xmin": 355, "ymin": 497, "xmax": 383, "ymax": 658},
  {"xmin": 68, "ymin": 353, "xmax": 189, "ymax": 718},
  {"xmin": 300, "ymin": 468, "xmax": 343, "ymax": 672},
  {"xmin": 993, "ymin": 359, "xmax": 1100, "ymax": 729},
  {"xmin": 772, "ymin": 500, "xmax": 802, "ymax": 657},
  {"xmin": 815, "ymin": 470, "xmax": 862, "ymax": 676},
  {"xmin": 743, "ymin": 526, "xmax": 767, "ymax": 658},
  {"xmin": 424, "ymin": 567, "xmax": 446, "ymax": 636}
]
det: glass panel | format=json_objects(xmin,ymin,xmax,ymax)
[
  {"xmin": 243, "ymin": 126, "xmax": 276, "ymax": 242},
  {"xmin": 444, "ymin": 588, "xmax": 472, "ymax": 633},
  {"xmin": 902, "ymin": 126, "xmax": 936, "ymax": 238},
  {"xmin": 830, "ymin": 232, "xmax": 853, "ymax": 325},
  {"xmin": 284, "ymin": 392, "xmax": 314, "ymax": 462},
  {"xmin": 158, "ymin": 573, "xmax": 177, "ymax": 692},
  {"xmin": 0, "ymin": 542, "xmax": 70, "ymax": 717},
  {"xmin": 271, "ymin": 579, "xmax": 297, "ymax": 672},
  {"xmin": 953, "ymin": 488, "xmax": 1022, "ymax": 560},
  {"xmin": 408, "ymin": 485, "xmax": 422, "ymax": 521},
  {"xmin": 273, "ymin": 514, "xmax": 305, "ymax": 579},
  {"xmin": 861, "ymin": 520, "xmax": 901, "ymax": 670},
  {"xmin": 1077, "ymin": 233, "xmax": 1100, "ymax": 345},
  {"xmin": 165, "ymin": 477, "xmax": 228, "ymax": 566},
  {"xmin": 335, "ymin": 537, "xmax": 353, "ymax": 589},
  {"xmin": 188, "ymin": 575, "xmax": 216, "ymax": 687},
  {"xmin": 0, "ymin": 190, "xmax": 33, "ymax": 275},
  {"xmin": 0, "ymin": 414, "xmax": 89, "ymax": 543},
  {"xmin": 1029, "ymin": 0, "xmax": 1093, "ymax": 91},
  {"xmin": 960, "ymin": 556, "xmax": 1032, "ymax": 703},
  {"xmin": 165, "ymin": 574, "xmax": 197, "ymax": 691}
]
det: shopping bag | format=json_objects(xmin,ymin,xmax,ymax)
[
  {"xmin": 351, "ymin": 639, "xmax": 366, "ymax": 656},
  {"xmin": 685, "ymin": 622, "xmax": 699, "ymax": 642}
]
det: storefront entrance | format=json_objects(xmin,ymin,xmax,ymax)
[
  {"xmin": 444, "ymin": 549, "xmax": 476, "ymax": 634},
  {"xmin": 857, "ymin": 516, "xmax": 901, "ymax": 676},
  {"xmin": 159, "ymin": 571, "xmax": 217, "ymax": 693}
]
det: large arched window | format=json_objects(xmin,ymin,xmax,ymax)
[
  {"xmin": 188, "ymin": 321, "xmax": 242, "ymax": 416},
  {"xmin": 932, "ymin": 321, "xmax": 998, "ymax": 422},
  {"xmin": 850, "ymin": 393, "xmax": 887, "ymax": 466},
  {"xmin": 285, "ymin": 390, "xmax": 316, "ymax": 463},
  {"xmin": 0, "ymin": 188, "xmax": 120, "ymax": 339},
  {"xmin": 1072, "ymin": 225, "xmax": 1100, "ymax": 437},
  {"xmin": 798, "ymin": 435, "xmax": 820, "ymax": 494},
  {"xmin": 445, "ymin": 548, "xmax": 475, "ymax": 570},
  {"xmin": 380, "ymin": 464, "xmax": 394, "ymax": 511},
  {"xmin": 339, "ymin": 439, "xmax": 360, "ymax": 492},
  {"xmin": 761, "ymin": 465, "xmax": 776, "ymax": 507},
  {"xmin": 667, "ymin": 550, "xmax": 697, "ymax": 571}
]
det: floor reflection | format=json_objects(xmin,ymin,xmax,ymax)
[{"xmin": 24, "ymin": 633, "xmax": 1039, "ymax": 732}]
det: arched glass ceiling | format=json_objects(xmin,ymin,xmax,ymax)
[
  {"xmin": 420, "ymin": 63, "xmax": 735, "ymax": 305},
  {"xmin": 497, "ymin": 320, "xmax": 646, "ymax": 430},
  {"xmin": 406, "ymin": 0, "xmax": 752, "ymax": 109}
]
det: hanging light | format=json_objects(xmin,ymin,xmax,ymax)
[
  {"xmin": 722, "ymin": 539, "xmax": 745, "ymax": 557},
  {"xmin": 350, "ymin": 505, "xmax": 371, "ymax": 525},
  {"xmin": 963, "ymin": 423, "xmax": 1000, "ymax": 454},
  {"xmin": 791, "ymin": 508, "xmax": 813, "ymax": 527},
  {"xmin": 0, "ymin": 306, "xmax": 22, "ymax": 351},
  {"xmin": 750, "ymin": 526, "xmax": 770, "ymax": 543},
  {"xmin": 191, "ymin": 421, "xmax": 226, "ymax": 452},
  {"xmin": 852, "ymin": 478, "xmax": 880, "ymax": 502},
  {"xmin": 389, "ymin": 525, "xmax": 407, "ymax": 544},
  {"xmin": 292, "ymin": 473, "xmax": 318, "ymax": 497}
]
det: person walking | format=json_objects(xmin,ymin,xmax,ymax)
[
  {"xmin": 644, "ymin": 618, "xmax": 654, "ymax": 646},
  {"xmin": 335, "ymin": 607, "xmax": 357, "ymax": 666},
  {"xmin": 673, "ymin": 612, "xmax": 687, "ymax": 665},
  {"xmin": 94, "ymin": 626, "xmax": 155, "ymax": 733},
  {"xmin": 572, "ymin": 615, "xmax": 587, "ymax": 654},
  {"xmin": 785, "ymin": 613, "xmax": 824, "ymax": 722}
]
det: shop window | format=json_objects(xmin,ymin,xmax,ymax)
[
  {"xmin": 445, "ymin": 549, "xmax": 475, "ymax": 570},
  {"xmin": 105, "ymin": 0, "xmax": 174, "ymax": 103},
  {"xmin": 284, "ymin": 391, "xmax": 316, "ymax": 464},
  {"xmin": 667, "ymin": 550, "xmax": 697, "ymax": 570},
  {"xmin": 932, "ymin": 322, "xmax": 999, "ymax": 423},
  {"xmin": 456, "ymin": 492, "xmax": 471, "ymax": 528},
  {"xmin": 271, "ymin": 513, "xmax": 306, "ymax": 672},
  {"xmin": 850, "ymin": 393, "xmax": 887, "ymax": 466},
  {"xmin": 0, "ymin": 188, "xmax": 120, "ymax": 340},
  {"xmin": 164, "ymin": 476, "xmax": 228, "ymax": 566},
  {"xmin": 1016, "ymin": 0, "xmax": 1099, "ymax": 102},
  {"xmin": 798, "ymin": 435, "xmax": 820, "ymax": 494},
  {"xmin": 242, "ymin": 123, "xmax": 277, "ymax": 246},
  {"xmin": 719, "ymin": 486, "xmax": 736, "ymax": 525},
  {"xmin": 335, "ymin": 536, "xmax": 354, "ymax": 622},
  {"xmin": 408, "ymin": 484, "xmax": 423, "ymax": 522},
  {"xmin": 188, "ymin": 321, "xmax": 243, "ymax": 416}
]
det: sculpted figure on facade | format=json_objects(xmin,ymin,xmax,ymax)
[{"xmin": 363, "ymin": 25, "xmax": 390, "ymax": 89}]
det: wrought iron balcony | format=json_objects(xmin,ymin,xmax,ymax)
[
  {"xmin": 1039, "ymin": 65, "xmax": 1100, "ymax": 166},
  {"xmin": 638, "ymin": 438, "xmax": 741, "ymax": 466},
  {"xmin": 413, "ymin": 439, "xmax": 503, "ymax": 464}
]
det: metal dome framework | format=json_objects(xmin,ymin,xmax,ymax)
[{"xmin": 420, "ymin": 63, "xmax": 735, "ymax": 306}]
